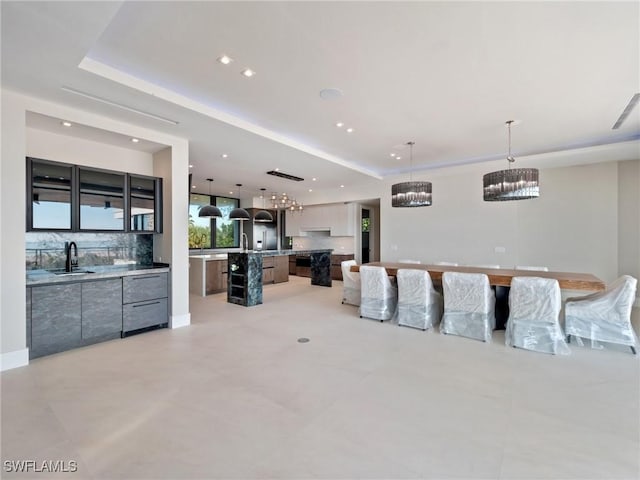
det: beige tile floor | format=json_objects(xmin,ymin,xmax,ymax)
[{"xmin": 2, "ymin": 276, "xmax": 639, "ymax": 479}]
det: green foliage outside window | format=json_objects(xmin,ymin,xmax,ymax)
[{"xmin": 362, "ymin": 217, "xmax": 371, "ymax": 233}]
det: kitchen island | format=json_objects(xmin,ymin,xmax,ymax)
[{"xmin": 227, "ymin": 249, "xmax": 332, "ymax": 306}]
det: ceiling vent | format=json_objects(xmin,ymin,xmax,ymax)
[{"xmin": 266, "ymin": 170, "xmax": 304, "ymax": 182}]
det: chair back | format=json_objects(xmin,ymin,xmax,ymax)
[
  {"xmin": 509, "ymin": 277, "xmax": 561, "ymax": 323},
  {"xmin": 360, "ymin": 265, "xmax": 394, "ymax": 299},
  {"xmin": 397, "ymin": 269, "xmax": 434, "ymax": 303},
  {"xmin": 442, "ymin": 272, "xmax": 492, "ymax": 314},
  {"xmin": 605, "ymin": 275, "xmax": 637, "ymax": 318},
  {"xmin": 341, "ymin": 260, "xmax": 360, "ymax": 288}
]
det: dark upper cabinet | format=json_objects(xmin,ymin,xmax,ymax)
[
  {"xmin": 79, "ymin": 167, "xmax": 126, "ymax": 231},
  {"xmin": 130, "ymin": 174, "xmax": 162, "ymax": 233},
  {"xmin": 28, "ymin": 159, "xmax": 73, "ymax": 230},
  {"xmin": 26, "ymin": 157, "xmax": 162, "ymax": 233}
]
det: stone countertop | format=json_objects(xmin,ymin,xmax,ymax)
[
  {"xmin": 190, "ymin": 249, "xmax": 333, "ymax": 260},
  {"xmin": 26, "ymin": 264, "xmax": 170, "ymax": 286}
]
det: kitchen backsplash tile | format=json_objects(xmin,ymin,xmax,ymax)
[
  {"xmin": 292, "ymin": 236, "xmax": 354, "ymax": 254},
  {"xmin": 26, "ymin": 232, "xmax": 153, "ymax": 270}
]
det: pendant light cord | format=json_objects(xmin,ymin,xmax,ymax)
[{"xmin": 407, "ymin": 141, "xmax": 415, "ymax": 182}]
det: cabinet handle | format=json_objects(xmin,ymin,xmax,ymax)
[
  {"xmin": 133, "ymin": 301, "xmax": 161, "ymax": 308},
  {"xmin": 132, "ymin": 275, "xmax": 161, "ymax": 280}
]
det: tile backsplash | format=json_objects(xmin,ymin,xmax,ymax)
[
  {"xmin": 26, "ymin": 232, "xmax": 153, "ymax": 270},
  {"xmin": 292, "ymin": 235, "xmax": 354, "ymax": 254}
]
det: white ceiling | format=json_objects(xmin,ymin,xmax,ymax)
[{"xmin": 3, "ymin": 1, "xmax": 639, "ymax": 199}]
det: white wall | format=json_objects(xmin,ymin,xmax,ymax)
[
  {"xmin": 27, "ymin": 128, "xmax": 155, "ymax": 174},
  {"xmin": 618, "ymin": 159, "xmax": 640, "ymax": 285},
  {"xmin": 1, "ymin": 90, "xmax": 190, "ymax": 370}
]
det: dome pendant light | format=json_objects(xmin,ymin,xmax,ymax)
[
  {"xmin": 198, "ymin": 179, "xmax": 223, "ymax": 218},
  {"xmin": 483, "ymin": 121, "xmax": 539, "ymax": 201},
  {"xmin": 229, "ymin": 183, "xmax": 251, "ymax": 220},
  {"xmin": 391, "ymin": 141, "xmax": 432, "ymax": 207},
  {"xmin": 254, "ymin": 188, "xmax": 274, "ymax": 222}
]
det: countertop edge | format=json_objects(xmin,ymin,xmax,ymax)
[{"xmin": 26, "ymin": 266, "xmax": 171, "ymax": 286}]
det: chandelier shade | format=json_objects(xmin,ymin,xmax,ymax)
[
  {"xmin": 198, "ymin": 178, "xmax": 223, "ymax": 218},
  {"xmin": 483, "ymin": 120, "xmax": 539, "ymax": 202},
  {"xmin": 391, "ymin": 141, "xmax": 432, "ymax": 208},
  {"xmin": 229, "ymin": 184, "xmax": 250, "ymax": 220},
  {"xmin": 254, "ymin": 189, "xmax": 274, "ymax": 222},
  {"xmin": 270, "ymin": 192, "xmax": 303, "ymax": 212},
  {"xmin": 391, "ymin": 181, "xmax": 432, "ymax": 207},
  {"xmin": 483, "ymin": 168, "xmax": 539, "ymax": 201}
]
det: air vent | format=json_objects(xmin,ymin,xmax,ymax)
[
  {"xmin": 612, "ymin": 93, "xmax": 640, "ymax": 129},
  {"xmin": 266, "ymin": 170, "xmax": 304, "ymax": 182}
]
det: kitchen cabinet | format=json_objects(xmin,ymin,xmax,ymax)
[
  {"xmin": 28, "ymin": 158, "xmax": 73, "ymax": 231},
  {"xmin": 289, "ymin": 255, "xmax": 297, "ymax": 275},
  {"xmin": 331, "ymin": 254, "xmax": 355, "ymax": 280},
  {"xmin": 31, "ymin": 283, "xmax": 82, "ymax": 359},
  {"xmin": 286, "ymin": 203, "xmax": 356, "ymax": 236},
  {"xmin": 26, "ymin": 157, "xmax": 162, "ymax": 233},
  {"xmin": 79, "ymin": 167, "xmax": 125, "ymax": 231},
  {"xmin": 274, "ymin": 255, "xmax": 289, "ymax": 283},
  {"xmin": 130, "ymin": 174, "xmax": 162, "ymax": 233},
  {"xmin": 81, "ymin": 279, "xmax": 123, "ymax": 340},
  {"xmin": 206, "ymin": 259, "xmax": 228, "ymax": 294},
  {"xmin": 123, "ymin": 273, "xmax": 169, "ymax": 333}
]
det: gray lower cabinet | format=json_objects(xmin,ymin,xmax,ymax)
[
  {"xmin": 81, "ymin": 279, "xmax": 123, "ymax": 340},
  {"xmin": 122, "ymin": 273, "xmax": 169, "ymax": 333},
  {"xmin": 31, "ymin": 283, "xmax": 82, "ymax": 359}
]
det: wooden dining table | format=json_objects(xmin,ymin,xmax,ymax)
[{"xmin": 350, "ymin": 262, "xmax": 606, "ymax": 291}]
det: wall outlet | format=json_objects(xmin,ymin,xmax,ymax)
[{"xmin": 494, "ymin": 246, "xmax": 506, "ymax": 254}]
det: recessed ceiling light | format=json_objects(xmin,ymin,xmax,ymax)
[
  {"xmin": 241, "ymin": 69, "xmax": 255, "ymax": 78},
  {"xmin": 189, "ymin": 164, "xmax": 193, "ymax": 168},
  {"xmin": 217, "ymin": 55, "xmax": 233, "ymax": 65},
  {"xmin": 275, "ymin": 168, "xmax": 280, "ymax": 171},
  {"xmin": 131, "ymin": 138, "xmax": 139, "ymax": 143},
  {"xmin": 312, "ymin": 178, "xmax": 317, "ymax": 181},
  {"xmin": 192, "ymin": 185, "xmax": 196, "ymax": 189},
  {"xmin": 221, "ymin": 153, "xmax": 228, "ymax": 158},
  {"xmin": 308, "ymin": 189, "xmax": 313, "ymax": 192},
  {"xmin": 346, "ymin": 128, "xmax": 354, "ymax": 133},
  {"xmin": 396, "ymin": 156, "xmax": 401, "ymax": 160},
  {"xmin": 229, "ymin": 191, "xmax": 233, "ymax": 195},
  {"xmin": 61, "ymin": 121, "xmax": 72, "ymax": 127},
  {"xmin": 340, "ymin": 185, "xmax": 345, "ymax": 188},
  {"xmin": 390, "ymin": 153, "xmax": 396, "ymax": 157},
  {"xmin": 336, "ymin": 122, "xmax": 344, "ymax": 128}
]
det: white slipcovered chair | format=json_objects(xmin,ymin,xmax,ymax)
[
  {"xmin": 396, "ymin": 269, "xmax": 442, "ymax": 330},
  {"xmin": 565, "ymin": 275, "xmax": 638, "ymax": 355},
  {"xmin": 505, "ymin": 277, "xmax": 570, "ymax": 355},
  {"xmin": 515, "ymin": 266, "xmax": 549, "ymax": 271},
  {"xmin": 341, "ymin": 260, "xmax": 361, "ymax": 306},
  {"xmin": 440, "ymin": 272, "xmax": 495, "ymax": 342},
  {"xmin": 359, "ymin": 265, "xmax": 397, "ymax": 322},
  {"xmin": 398, "ymin": 259, "xmax": 421, "ymax": 264}
]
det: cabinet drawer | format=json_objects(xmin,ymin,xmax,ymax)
[
  {"xmin": 123, "ymin": 298, "xmax": 168, "ymax": 332},
  {"xmin": 123, "ymin": 273, "xmax": 168, "ymax": 304},
  {"xmin": 82, "ymin": 279, "xmax": 123, "ymax": 339},
  {"xmin": 262, "ymin": 256, "xmax": 275, "ymax": 268}
]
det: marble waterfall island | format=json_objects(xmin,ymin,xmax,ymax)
[{"xmin": 227, "ymin": 249, "xmax": 332, "ymax": 306}]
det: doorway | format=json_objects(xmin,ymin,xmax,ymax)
[{"xmin": 361, "ymin": 208, "xmax": 370, "ymax": 264}]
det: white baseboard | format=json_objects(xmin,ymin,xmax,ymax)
[
  {"xmin": 0, "ymin": 348, "xmax": 29, "ymax": 372},
  {"xmin": 170, "ymin": 313, "xmax": 190, "ymax": 329}
]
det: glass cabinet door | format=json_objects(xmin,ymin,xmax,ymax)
[
  {"xmin": 130, "ymin": 175, "xmax": 159, "ymax": 232},
  {"xmin": 30, "ymin": 159, "xmax": 73, "ymax": 230},
  {"xmin": 79, "ymin": 168, "xmax": 125, "ymax": 231}
]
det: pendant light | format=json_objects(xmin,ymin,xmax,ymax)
[
  {"xmin": 254, "ymin": 188, "xmax": 274, "ymax": 222},
  {"xmin": 229, "ymin": 183, "xmax": 250, "ymax": 220},
  {"xmin": 391, "ymin": 141, "xmax": 432, "ymax": 207},
  {"xmin": 198, "ymin": 179, "xmax": 223, "ymax": 218},
  {"xmin": 483, "ymin": 121, "xmax": 539, "ymax": 201}
]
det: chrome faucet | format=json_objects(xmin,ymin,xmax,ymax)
[
  {"xmin": 241, "ymin": 233, "xmax": 249, "ymax": 251},
  {"xmin": 65, "ymin": 241, "xmax": 78, "ymax": 272}
]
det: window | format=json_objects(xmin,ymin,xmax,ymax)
[{"xmin": 189, "ymin": 194, "xmax": 240, "ymax": 249}]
